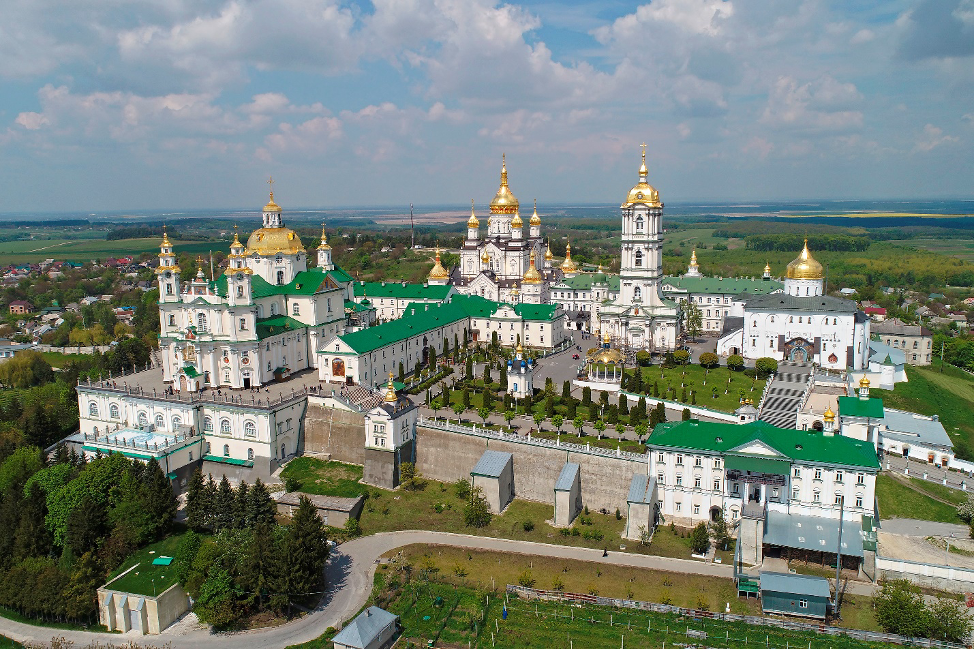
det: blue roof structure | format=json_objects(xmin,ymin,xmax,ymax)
[
  {"xmin": 760, "ymin": 572, "xmax": 832, "ymax": 599},
  {"xmin": 471, "ymin": 450, "xmax": 512, "ymax": 478},
  {"xmin": 763, "ymin": 511, "xmax": 864, "ymax": 558},
  {"xmin": 627, "ymin": 474, "xmax": 655, "ymax": 504},
  {"xmin": 331, "ymin": 606, "xmax": 398, "ymax": 649},
  {"xmin": 554, "ymin": 463, "xmax": 579, "ymax": 491},
  {"xmin": 883, "ymin": 408, "xmax": 953, "ymax": 450}
]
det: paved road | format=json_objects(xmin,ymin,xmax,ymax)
[{"xmin": 0, "ymin": 531, "xmax": 733, "ymax": 649}]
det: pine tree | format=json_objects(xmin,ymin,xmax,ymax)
[
  {"xmin": 234, "ymin": 480, "xmax": 250, "ymax": 529},
  {"xmin": 465, "ymin": 357, "xmax": 473, "ymax": 379},
  {"xmin": 562, "ymin": 380, "xmax": 571, "ymax": 399},
  {"xmin": 454, "ymin": 334, "xmax": 460, "ymax": 358},
  {"xmin": 62, "ymin": 551, "xmax": 104, "ymax": 622},
  {"xmin": 275, "ymin": 496, "xmax": 329, "ymax": 612},
  {"xmin": 545, "ymin": 394, "xmax": 555, "ymax": 418},
  {"xmin": 619, "ymin": 394, "xmax": 629, "ymax": 415},
  {"xmin": 398, "ymin": 362, "xmax": 405, "ymax": 383},
  {"xmin": 600, "ymin": 390, "xmax": 609, "ymax": 406},
  {"xmin": 545, "ymin": 377, "xmax": 554, "ymax": 397},
  {"xmin": 241, "ymin": 522, "xmax": 280, "ymax": 609},
  {"xmin": 429, "ymin": 347, "xmax": 437, "ymax": 369},
  {"xmin": 204, "ymin": 473, "xmax": 218, "ymax": 529},
  {"xmin": 499, "ymin": 365, "xmax": 508, "ymax": 390},
  {"xmin": 634, "ymin": 370, "xmax": 643, "ymax": 394},
  {"xmin": 65, "ymin": 496, "xmax": 107, "ymax": 556},
  {"xmin": 483, "ymin": 363, "xmax": 492, "ymax": 384},
  {"xmin": 13, "ymin": 483, "xmax": 51, "ymax": 561},
  {"xmin": 442, "ymin": 337, "xmax": 450, "ymax": 358},
  {"xmin": 482, "ymin": 389, "xmax": 494, "ymax": 411},
  {"xmin": 656, "ymin": 402, "xmax": 667, "ymax": 423},
  {"xmin": 582, "ymin": 387, "xmax": 591, "ymax": 406},
  {"xmin": 186, "ymin": 468, "xmax": 207, "ymax": 532},
  {"xmin": 462, "ymin": 388, "xmax": 471, "ymax": 409},
  {"xmin": 213, "ymin": 475, "xmax": 235, "ymax": 532},
  {"xmin": 566, "ymin": 400, "xmax": 577, "ymax": 419},
  {"xmin": 249, "ymin": 478, "xmax": 277, "ymax": 528},
  {"xmin": 144, "ymin": 457, "xmax": 178, "ymax": 535}
]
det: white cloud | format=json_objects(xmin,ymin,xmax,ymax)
[
  {"xmin": 913, "ymin": 124, "xmax": 959, "ymax": 152},
  {"xmin": 15, "ymin": 112, "xmax": 48, "ymax": 130},
  {"xmin": 761, "ymin": 75, "xmax": 863, "ymax": 132},
  {"xmin": 850, "ymin": 29, "xmax": 875, "ymax": 44}
]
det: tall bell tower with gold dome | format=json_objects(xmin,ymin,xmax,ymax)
[{"xmin": 245, "ymin": 178, "xmax": 308, "ymax": 286}]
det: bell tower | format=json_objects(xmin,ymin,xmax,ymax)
[
  {"xmin": 619, "ymin": 144, "xmax": 663, "ymax": 307},
  {"xmin": 316, "ymin": 224, "xmax": 334, "ymax": 271},
  {"xmin": 227, "ymin": 227, "xmax": 253, "ymax": 307},
  {"xmin": 156, "ymin": 226, "xmax": 181, "ymax": 303}
]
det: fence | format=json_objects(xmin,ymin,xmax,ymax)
[
  {"xmin": 418, "ymin": 417, "xmax": 646, "ymax": 461},
  {"xmin": 876, "ymin": 556, "xmax": 974, "ymax": 586},
  {"xmin": 618, "ymin": 390, "xmax": 739, "ymax": 423},
  {"xmin": 505, "ymin": 585, "xmax": 964, "ymax": 648}
]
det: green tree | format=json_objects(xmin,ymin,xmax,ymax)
[
  {"xmin": 755, "ymin": 357, "xmax": 778, "ymax": 377},
  {"xmin": 478, "ymin": 406, "xmax": 491, "ymax": 426},
  {"xmin": 274, "ymin": 496, "xmax": 329, "ymax": 613},
  {"xmin": 672, "ymin": 349, "xmax": 690, "ymax": 365},
  {"xmin": 727, "ymin": 354, "xmax": 745, "ymax": 371},
  {"xmin": 635, "ymin": 350, "xmax": 651, "ymax": 367},
  {"xmin": 709, "ymin": 514, "xmax": 731, "ymax": 551},
  {"xmin": 875, "ymin": 579, "xmax": 931, "ymax": 638},
  {"xmin": 499, "ymin": 365, "xmax": 508, "ymax": 390},
  {"xmin": 615, "ymin": 423, "xmax": 625, "ymax": 438},
  {"xmin": 927, "ymin": 596, "xmax": 974, "ymax": 643},
  {"xmin": 0, "ymin": 446, "xmax": 43, "ymax": 496},
  {"xmin": 240, "ymin": 523, "xmax": 280, "ymax": 609},
  {"xmin": 618, "ymin": 394, "xmax": 629, "ymax": 415},
  {"xmin": 482, "ymin": 388, "xmax": 494, "ymax": 411},
  {"xmin": 212, "ymin": 476, "xmax": 235, "ymax": 532},
  {"xmin": 249, "ymin": 478, "xmax": 277, "ymax": 528},
  {"xmin": 689, "ymin": 522, "xmax": 710, "ymax": 554},
  {"xmin": 594, "ymin": 420, "xmax": 606, "ymax": 439},
  {"xmin": 174, "ymin": 530, "xmax": 203, "ymax": 585},
  {"xmin": 461, "ymin": 388, "xmax": 471, "ymax": 409},
  {"xmin": 452, "ymin": 403, "xmax": 465, "ymax": 421},
  {"xmin": 234, "ymin": 480, "xmax": 250, "ymax": 529},
  {"xmin": 483, "ymin": 362, "xmax": 492, "ymax": 384},
  {"xmin": 681, "ymin": 299, "xmax": 702, "ymax": 340},
  {"xmin": 562, "ymin": 380, "xmax": 571, "ymax": 399},
  {"xmin": 453, "ymin": 478, "xmax": 471, "ymax": 500},
  {"xmin": 398, "ymin": 362, "xmax": 405, "ymax": 383},
  {"xmin": 544, "ymin": 393, "xmax": 555, "ymax": 417},
  {"xmin": 62, "ymin": 551, "xmax": 104, "ymax": 622},
  {"xmin": 533, "ymin": 411, "xmax": 545, "ymax": 430},
  {"xmin": 682, "ymin": 408, "xmax": 691, "ymax": 421},
  {"xmin": 572, "ymin": 416, "xmax": 584, "ymax": 437},
  {"xmin": 599, "ymin": 390, "xmax": 609, "ymax": 406},
  {"xmin": 186, "ymin": 467, "xmax": 208, "ymax": 532},
  {"xmin": 64, "ymin": 496, "xmax": 108, "ymax": 557},
  {"xmin": 430, "ymin": 397, "xmax": 443, "ymax": 419},
  {"xmin": 463, "ymin": 487, "xmax": 492, "ymax": 528},
  {"xmin": 634, "ymin": 423, "xmax": 648, "ymax": 442},
  {"xmin": 552, "ymin": 415, "xmax": 564, "ymax": 435},
  {"xmin": 581, "ymin": 386, "xmax": 592, "ymax": 406},
  {"xmin": 465, "ymin": 357, "xmax": 473, "ymax": 379},
  {"xmin": 503, "ymin": 410, "xmax": 515, "ymax": 428},
  {"xmin": 606, "ymin": 404, "xmax": 619, "ymax": 424},
  {"xmin": 144, "ymin": 457, "xmax": 178, "ymax": 535},
  {"xmin": 566, "ymin": 399, "xmax": 577, "ymax": 419},
  {"xmin": 0, "ymin": 350, "xmax": 54, "ymax": 388}
]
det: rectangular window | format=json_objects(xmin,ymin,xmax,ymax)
[
  {"xmin": 693, "ymin": 504, "xmax": 700, "ymax": 515},
  {"xmin": 676, "ymin": 454, "xmax": 683, "ymax": 465},
  {"xmin": 657, "ymin": 452, "xmax": 665, "ymax": 463},
  {"xmin": 814, "ymin": 468, "xmax": 822, "ymax": 480},
  {"xmin": 292, "ymin": 303, "xmax": 300, "ymax": 316},
  {"xmin": 657, "ymin": 473, "xmax": 664, "ymax": 486},
  {"xmin": 835, "ymin": 471, "xmax": 843, "ymax": 483},
  {"xmin": 793, "ymin": 468, "xmax": 801, "ymax": 478},
  {"xmin": 240, "ymin": 318, "xmax": 247, "ymax": 330},
  {"xmin": 694, "ymin": 457, "xmax": 702, "ymax": 467},
  {"xmin": 799, "ymin": 599, "xmax": 808, "ymax": 609},
  {"xmin": 793, "ymin": 487, "xmax": 800, "ymax": 500},
  {"xmin": 675, "ymin": 502, "xmax": 682, "ymax": 512},
  {"xmin": 713, "ymin": 458, "xmax": 721, "ymax": 469},
  {"xmin": 713, "ymin": 479, "xmax": 721, "ymax": 491},
  {"xmin": 856, "ymin": 473, "xmax": 865, "ymax": 485},
  {"xmin": 694, "ymin": 476, "xmax": 701, "ymax": 488},
  {"xmin": 856, "ymin": 495, "xmax": 863, "ymax": 508},
  {"xmin": 676, "ymin": 475, "xmax": 683, "ymax": 486}
]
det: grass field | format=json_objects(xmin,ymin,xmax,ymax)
[
  {"xmin": 280, "ymin": 457, "xmax": 366, "ymax": 497},
  {"xmin": 39, "ymin": 351, "xmax": 93, "ymax": 369},
  {"xmin": 626, "ymin": 364, "xmax": 767, "ymax": 414},
  {"xmin": 0, "ymin": 635, "xmax": 23, "ymax": 649},
  {"xmin": 875, "ymin": 474, "xmax": 961, "ymax": 523},
  {"xmin": 105, "ymin": 534, "xmax": 186, "ymax": 596},
  {"xmin": 0, "ymin": 237, "xmax": 213, "ymax": 265},
  {"xmin": 907, "ymin": 477, "xmax": 968, "ymax": 506},
  {"xmin": 886, "ymin": 238, "xmax": 974, "ymax": 263},
  {"xmin": 871, "ymin": 363, "xmax": 974, "ymax": 460}
]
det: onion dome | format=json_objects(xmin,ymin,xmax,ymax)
[
  {"xmin": 263, "ymin": 189, "xmax": 282, "ymax": 213},
  {"xmin": 511, "ymin": 212, "xmax": 523, "ymax": 229},
  {"xmin": 859, "ymin": 375, "xmax": 870, "ymax": 388},
  {"xmin": 489, "ymin": 154, "xmax": 519, "ymax": 214},
  {"xmin": 522, "ymin": 250, "xmax": 542, "ymax": 284},
  {"xmin": 516, "ymin": 342, "xmax": 523, "ymax": 355},
  {"xmin": 195, "ymin": 256, "xmax": 206, "ymax": 279},
  {"xmin": 511, "ymin": 282, "xmax": 519, "ymax": 296},
  {"xmin": 544, "ymin": 243, "xmax": 553, "ymax": 261},
  {"xmin": 689, "ymin": 249, "xmax": 699, "ymax": 267},
  {"xmin": 161, "ymin": 226, "xmax": 172, "ymax": 247},
  {"xmin": 764, "ymin": 262, "xmax": 771, "ymax": 275},
  {"xmin": 247, "ymin": 227, "xmax": 304, "ymax": 255},
  {"xmin": 384, "ymin": 372, "xmax": 397, "ymax": 402},
  {"xmin": 317, "ymin": 224, "xmax": 331, "ymax": 250},
  {"xmin": 603, "ymin": 330, "xmax": 611, "ymax": 344},
  {"xmin": 622, "ymin": 144, "xmax": 661, "ymax": 208},
  {"xmin": 481, "ymin": 249, "xmax": 490, "ymax": 264},
  {"xmin": 428, "ymin": 248, "xmax": 449, "ymax": 281},
  {"xmin": 467, "ymin": 199, "xmax": 479, "ymax": 228},
  {"xmin": 530, "ymin": 200, "xmax": 541, "ymax": 226},
  {"xmin": 785, "ymin": 239, "xmax": 823, "ymax": 280},
  {"xmin": 823, "ymin": 405, "xmax": 835, "ymax": 423},
  {"xmin": 560, "ymin": 241, "xmax": 578, "ymax": 273}
]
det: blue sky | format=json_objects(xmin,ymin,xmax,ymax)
[{"xmin": 0, "ymin": 0, "xmax": 972, "ymax": 211}]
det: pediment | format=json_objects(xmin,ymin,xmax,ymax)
[{"xmin": 728, "ymin": 439, "xmax": 784, "ymax": 457}]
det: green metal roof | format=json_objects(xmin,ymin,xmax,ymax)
[
  {"xmin": 182, "ymin": 365, "xmax": 201, "ymax": 378},
  {"xmin": 837, "ymin": 395, "xmax": 885, "ymax": 419},
  {"xmin": 725, "ymin": 455, "xmax": 790, "ymax": 475},
  {"xmin": 211, "ymin": 265, "xmax": 352, "ymax": 299},
  {"xmin": 649, "ymin": 419, "xmax": 880, "ymax": 469},
  {"xmin": 255, "ymin": 315, "xmax": 305, "ymax": 340},
  {"xmin": 555, "ymin": 273, "xmax": 621, "ymax": 291},
  {"xmin": 450, "ymin": 294, "xmax": 498, "ymax": 318},
  {"xmin": 662, "ymin": 276, "xmax": 782, "ymax": 295},
  {"xmin": 202, "ymin": 454, "xmax": 254, "ymax": 467},
  {"xmin": 345, "ymin": 300, "xmax": 373, "ymax": 312},
  {"xmin": 353, "ymin": 281, "xmax": 452, "ymax": 300},
  {"xmin": 337, "ymin": 301, "xmax": 471, "ymax": 354},
  {"xmin": 514, "ymin": 303, "xmax": 558, "ymax": 321}
]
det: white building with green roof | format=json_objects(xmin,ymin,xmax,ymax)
[
  {"xmin": 661, "ymin": 272, "xmax": 783, "ymax": 333},
  {"xmin": 351, "ymin": 281, "xmax": 454, "ymax": 321}
]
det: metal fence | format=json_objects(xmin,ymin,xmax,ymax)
[{"xmin": 505, "ymin": 585, "xmax": 964, "ymax": 648}]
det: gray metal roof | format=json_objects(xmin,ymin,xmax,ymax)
[
  {"xmin": 868, "ymin": 340, "xmax": 905, "ymax": 366},
  {"xmin": 743, "ymin": 293, "xmax": 859, "ymax": 314},
  {"xmin": 763, "ymin": 511, "xmax": 864, "ymax": 558},
  {"xmin": 331, "ymin": 606, "xmax": 398, "ymax": 648},
  {"xmin": 760, "ymin": 571, "xmax": 832, "ymax": 599},
  {"xmin": 882, "ymin": 408, "xmax": 953, "ymax": 450},
  {"xmin": 554, "ymin": 463, "xmax": 579, "ymax": 491},
  {"xmin": 627, "ymin": 474, "xmax": 656, "ymax": 504},
  {"xmin": 471, "ymin": 450, "xmax": 512, "ymax": 478}
]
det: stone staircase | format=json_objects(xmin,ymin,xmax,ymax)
[
  {"xmin": 340, "ymin": 384, "xmax": 384, "ymax": 412},
  {"xmin": 758, "ymin": 361, "xmax": 814, "ymax": 429}
]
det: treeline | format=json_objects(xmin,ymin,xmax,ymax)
[
  {"xmin": 744, "ymin": 234, "xmax": 870, "ymax": 252},
  {"xmin": 106, "ymin": 225, "xmax": 180, "ymax": 240},
  {"xmin": 179, "ymin": 469, "xmax": 330, "ymax": 627},
  {"xmin": 0, "ymin": 448, "xmax": 177, "ymax": 624}
]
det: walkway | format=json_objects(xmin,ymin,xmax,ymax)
[
  {"xmin": 758, "ymin": 361, "xmax": 813, "ymax": 428},
  {"xmin": 0, "ymin": 531, "xmax": 732, "ymax": 649}
]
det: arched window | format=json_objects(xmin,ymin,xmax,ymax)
[
  {"xmin": 789, "ymin": 316, "xmax": 794, "ymax": 323},
  {"xmin": 223, "ymin": 444, "xmax": 230, "ymax": 457},
  {"xmin": 172, "ymin": 416, "xmax": 182, "ymax": 430},
  {"xmin": 244, "ymin": 421, "xmax": 257, "ymax": 438},
  {"xmin": 635, "ymin": 217, "xmax": 644, "ymax": 232},
  {"xmin": 634, "ymin": 250, "xmax": 643, "ymax": 267},
  {"xmin": 88, "ymin": 402, "xmax": 98, "ymax": 417},
  {"xmin": 634, "ymin": 286, "xmax": 642, "ymax": 299},
  {"xmin": 168, "ymin": 314, "xmax": 175, "ymax": 326},
  {"xmin": 798, "ymin": 317, "xmax": 802, "ymax": 324},
  {"xmin": 220, "ymin": 419, "xmax": 231, "ymax": 434},
  {"xmin": 109, "ymin": 403, "xmax": 120, "ymax": 419},
  {"xmin": 247, "ymin": 448, "xmax": 254, "ymax": 461},
  {"xmin": 752, "ymin": 320, "xmax": 757, "ymax": 327},
  {"xmin": 138, "ymin": 411, "xmax": 148, "ymax": 427},
  {"xmin": 833, "ymin": 318, "xmax": 838, "ymax": 325},
  {"xmin": 197, "ymin": 312, "xmax": 207, "ymax": 332},
  {"xmin": 203, "ymin": 416, "xmax": 213, "ymax": 432},
  {"xmin": 237, "ymin": 285, "xmax": 243, "ymax": 298},
  {"xmin": 154, "ymin": 414, "xmax": 165, "ymax": 430},
  {"xmin": 770, "ymin": 316, "xmax": 775, "ymax": 323},
  {"xmin": 276, "ymin": 270, "xmax": 285, "ymax": 285}
]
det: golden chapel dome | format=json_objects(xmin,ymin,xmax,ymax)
[
  {"xmin": 428, "ymin": 248, "xmax": 450, "ymax": 281},
  {"xmin": 511, "ymin": 213, "xmax": 523, "ymax": 229},
  {"xmin": 246, "ymin": 227, "xmax": 304, "ymax": 256},
  {"xmin": 530, "ymin": 200, "xmax": 541, "ymax": 226},
  {"xmin": 317, "ymin": 224, "xmax": 331, "ymax": 250},
  {"xmin": 522, "ymin": 250, "xmax": 542, "ymax": 284},
  {"xmin": 467, "ymin": 200, "xmax": 480, "ymax": 228},
  {"xmin": 489, "ymin": 154, "xmax": 519, "ymax": 214},
  {"xmin": 545, "ymin": 243, "xmax": 553, "ymax": 261},
  {"xmin": 263, "ymin": 191, "xmax": 282, "ymax": 213},
  {"xmin": 823, "ymin": 405, "xmax": 835, "ymax": 422},
  {"xmin": 384, "ymin": 372, "xmax": 397, "ymax": 402},
  {"xmin": 859, "ymin": 375, "xmax": 871, "ymax": 388},
  {"xmin": 622, "ymin": 144, "xmax": 661, "ymax": 208},
  {"xmin": 560, "ymin": 241, "xmax": 578, "ymax": 273},
  {"xmin": 764, "ymin": 262, "xmax": 772, "ymax": 275},
  {"xmin": 785, "ymin": 239, "xmax": 823, "ymax": 280}
]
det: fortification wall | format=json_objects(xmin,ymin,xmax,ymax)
[
  {"xmin": 415, "ymin": 425, "xmax": 647, "ymax": 513},
  {"xmin": 303, "ymin": 398, "xmax": 366, "ymax": 464}
]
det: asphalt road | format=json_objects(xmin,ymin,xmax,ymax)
[{"xmin": 0, "ymin": 531, "xmax": 733, "ymax": 649}]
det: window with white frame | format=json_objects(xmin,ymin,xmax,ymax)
[
  {"xmin": 220, "ymin": 419, "xmax": 231, "ymax": 434},
  {"xmin": 694, "ymin": 476, "xmax": 702, "ymax": 489},
  {"xmin": 89, "ymin": 402, "xmax": 98, "ymax": 417},
  {"xmin": 244, "ymin": 421, "xmax": 257, "ymax": 438},
  {"xmin": 814, "ymin": 468, "xmax": 822, "ymax": 480},
  {"xmin": 676, "ymin": 474, "xmax": 683, "ymax": 486},
  {"xmin": 657, "ymin": 473, "xmax": 664, "ymax": 486},
  {"xmin": 203, "ymin": 416, "xmax": 213, "ymax": 432},
  {"xmin": 676, "ymin": 454, "xmax": 683, "ymax": 465},
  {"xmin": 713, "ymin": 479, "xmax": 721, "ymax": 491},
  {"xmin": 856, "ymin": 473, "xmax": 865, "ymax": 485},
  {"xmin": 835, "ymin": 470, "xmax": 844, "ymax": 483},
  {"xmin": 693, "ymin": 504, "xmax": 700, "ymax": 515},
  {"xmin": 675, "ymin": 502, "xmax": 681, "ymax": 512},
  {"xmin": 109, "ymin": 403, "xmax": 120, "ymax": 419},
  {"xmin": 793, "ymin": 467, "xmax": 801, "ymax": 478},
  {"xmin": 855, "ymin": 494, "xmax": 863, "ymax": 508}
]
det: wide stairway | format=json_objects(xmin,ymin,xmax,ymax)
[
  {"xmin": 758, "ymin": 361, "xmax": 814, "ymax": 429},
  {"xmin": 341, "ymin": 384, "xmax": 383, "ymax": 411}
]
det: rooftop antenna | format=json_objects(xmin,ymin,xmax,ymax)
[{"xmin": 410, "ymin": 203, "xmax": 415, "ymax": 250}]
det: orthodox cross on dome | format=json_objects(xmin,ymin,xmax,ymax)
[{"xmin": 267, "ymin": 176, "xmax": 274, "ymax": 195}]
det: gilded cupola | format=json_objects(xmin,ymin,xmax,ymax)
[
  {"xmin": 384, "ymin": 372, "xmax": 397, "ymax": 402},
  {"xmin": 246, "ymin": 185, "xmax": 304, "ymax": 256},
  {"xmin": 489, "ymin": 154, "xmax": 519, "ymax": 214},
  {"xmin": 544, "ymin": 242, "xmax": 553, "ymax": 261},
  {"xmin": 785, "ymin": 239, "xmax": 823, "ymax": 280},
  {"xmin": 317, "ymin": 224, "xmax": 331, "ymax": 250},
  {"xmin": 560, "ymin": 241, "xmax": 578, "ymax": 273},
  {"xmin": 428, "ymin": 248, "xmax": 449, "ymax": 281},
  {"xmin": 522, "ymin": 250, "xmax": 542, "ymax": 284},
  {"xmin": 622, "ymin": 143, "xmax": 661, "ymax": 208},
  {"xmin": 530, "ymin": 199, "xmax": 541, "ymax": 226},
  {"xmin": 467, "ymin": 199, "xmax": 480, "ymax": 228}
]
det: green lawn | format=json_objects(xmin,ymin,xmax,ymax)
[
  {"xmin": 39, "ymin": 351, "xmax": 93, "ymax": 368},
  {"xmin": 875, "ymin": 474, "xmax": 961, "ymax": 523},
  {"xmin": 907, "ymin": 477, "xmax": 968, "ymax": 506},
  {"xmin": 105, "ymin": 534, "xmax": 187, "ymax": 596},
  {"xmin": 0, "ymin": 635, "xmax": 23, "ymax": 649},
  {"xmin": 872, "ymin": 364, "xmax": 974, "ymax": 460},
  {"xmin": 626, "ymin": 364, "xmax": 767, "ymax": 414},
  {"xmin": 0, "ymin": 237, "xmax": 212, "ymax": 265},
  {"xmin": 280, "ymin": 457, "xmax": 366, "ymax": 497}
]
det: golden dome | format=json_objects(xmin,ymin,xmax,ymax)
[
  {"xmin": 622, "ymin": 145, "xmax": 661, "ymax": 208},
  {"xmin": 522, "ymin": 250, "xmax": 542, "ymax": 284},
  {"xmin": 786, "ymin": 240, "xmax": 823, "ymax": 280},
  {"xmin": 161, "ymin": 226, "xmax": 172, "ymax": 247},
  {"xmin": 511, "ymin": 282, "xmax": 519, "ymax": 296},
  {"xmin": 384, "ymin": 372, "xmax": 397, "ymax": 402},
  {"xmin": 467, "ymin": 200, "xmax": 479, "ymax": 228},
  {"xmin": 516, "ymin": 342, "xmax": 523, "ymax": 354},
  {"xmin": 764, "ymin": 262, "xmax": 771, "ymax": 275},
  {"xmin": 603, "ymin": 330, "xmax": 611, "ymax": 344},
  {"xmin": 428, "ymin": 248, "xmax": 449, "ymax": 281},
  {"xmin": 263, "ymin": 183, "xmax": 282, "ymax": 213},
  {"xmin": 530, "ymin": 200, "xmax": 541, "ymax": 226},
  {"xmin": 481, "ymin": 250, "xmax": 490, "ymax": 264},
  {"xmin": 859, "ymin": 375, "xmax": 870, "ymax": 388},
  {"xmin": 489, "ymin": 154, "xmax": 519, "ymax": 214},
  {"xmin": 560, "ymin": 241, "xmax": 578, "ymax": 273},
  {"xmin": 689, "ymin": 249, "xmax": 698, "ymax": 266},
  {"xmin": 823, "ymin": 406, "xmax": 835, "ymax": 422},
  {"xmin": 317, "ymin": 224, "xmax": 331, "ymax": 250},
  {"xmin": 246, "ymin": 227, "xmax": 304, "ymax": 256},
  {"xmin": 545, "ymin": 243, "xmax": 553, "ymax": 261},
  {"xmin": 511, "ymin": 213, "xmax": 523, "ymax": 229}
]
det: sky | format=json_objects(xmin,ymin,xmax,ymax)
[{"xmin": 0, "ymin": 0, "xmax": 972, "ymax": 212}]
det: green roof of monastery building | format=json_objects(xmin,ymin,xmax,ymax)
[
  {"xmin": 353, "ymin": 281, "xmax": 452, "ymax": 300},
  {"xmin": 662, "ymin": 276, "xmax": 783, "ymax": 295}
]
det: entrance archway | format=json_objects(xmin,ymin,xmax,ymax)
[{"xmin": 710, "ymin": 506, "xmax": 722, "ymax": 522}]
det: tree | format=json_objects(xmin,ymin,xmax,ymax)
[
  {"xmin": 234, "ymin": 480, "xmax": 250, "ymax": 529},
  {"xmin": 463, "ymin": 487, "xmax": 492, "ymax": 527},
  {"xmin": 503, "ymin": 410, "xmax": 515, "ymax": 428},
  {"xmin": 562, "ymin": 381, "xmax": 571, "ymax": 399},
  {"xmin": 709, "ymin": 514, "xmax": 731, "ymax": 551},
  {"xmin": 144, "ymin": 457, "xmax": 178, "ymax": 535},
  {"xmin": 62, "ymin": 551, "xmax": 104, "ymax": 622},
  {"xmin": 275, "ymin": 496, "xmax": 329, "ymax": 613},
  {"xmin": 544, "ymin": 394, "xmax": 554, "ymax": 418},
  {"xmin": 572, "ymin": 416, "xmax": 584, "ymax": 437},
  {"xmin": 682, "ymin": 408, "xmax": 691, "ymax": 421},
  {"xmin": 249, "ymin": 478, "xmax": 277, "ymax": 528},
  {"xmin": 928, "ymin": 597, "xmax": 974, "ymax": 643},
  {"xmin": 240, "ymin": 523, "xmax": 280, "ymax": 609},
  {"xmin": 398, "ymin": 362, "xmax": 405, "ymax": 383},
  {"xmin": 478, "ymin": 406, "xmax": 491, "ymax": 426},
  {"xmin": 533, "ymin": 412, "xmax": 545, "ymax": 430},
  {"xmin": 618, "ymin": 394, "xmax": 629, "ymax": 415},
  {"xmin": 875, "ymin": 579, "xmax": 931, "ymax": 638},
  {"xmin": 635, "ymin": 350, "xmax": 651, "ymax": 367},
  {"xmin": 453, "ymin": 478, "xmax": 471, "ymax": 500},
  {"xmin": 483, "ymin": 362, "xmax": 492, "ymax": 384},
  {"xmin": 634, "ymin": 423, "xmax": 648, "ymax": 442},
  {"xmin": 499, "ymin": 365, "xmax": 508, "ymax": 390},
  {"xmin": 594, "ymin": 420, "xmax": 606, "ymax": 439},
  {"xmin": 681, "ymin": 299, "xmax": 702, "ymax": 341},
  {"xmin": 482, "ymin": 388, "xmax": 494, "ymax": 411},
  {"xmin": 0, "ymin": 351, "xmax": 54, "ymax": 388},
  {"xmin": 615, "ymin": 423, "xmax": 625, "ymax": 438},
  {"xmin": 452, "ymin": 403, "xmax": 465, "ymax": 421},
  {"xmin": 174, "ymin": 530, "xmax": 203, "ymax": 585},
  {"xmin": 465, "ymin": 357, "xmax": 473, "ymax": 379},
  {"xmin": 428, "ymin": 347, "xmax": 437, "ymax": 369},
  {"xmin": 552, "ymin": 415, "xmax": 564, "ymax": 435},
  {"xmin": 672, "ymin": 349, "xmax": 690, "ymax": 365},
  {"xmin": 581, "ymin": 386, "xmax": 592, "ymax": 406},
  {"xmin": 461, "ymin": 388, "xmax": 471, "ymax": 409},
  {"xmin": 544, "ymin": 377, "xmax": 554, "ymax": 397},
  {"xmin": 606, "ymin": 404, "xmax": 619, "ymax": 424},
  {"xmin": 65, "ymin": 496, "xmax": 108, "ymax": 557},
  {"xmin": 566, "ymin": 399, "xmax": 577, "ymax": 419},
  {"xmin": 699, "ymin": 352, "xmax": 719, "ymax": 368},
  {"xmin": 655, "ymin": 402, "xmax": 667, "ymax": 424},
  {"xmin": 727, "ymin": 354, "xmax": 745, "ymax": 371},
  {"xmin": 689, "ymin": 522, "xmax": 710, "ymax": 554},
  {"xmin": 0, "ymin": 446, "xmax": 43, "ymax": 496},
  {"xmin": 213, "ymin": 476, "xmax": 235, "ymax": 531},
  {"xmin": 755, "ymin": 357, "xmax": 778, "ymax": 377},
  {"xmin": 186, "ymin": 468, "xmax": 207, "ymax": 532}
]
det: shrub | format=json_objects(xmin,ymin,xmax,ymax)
[
  {"xmin": 284, "ymin": 476, "xmax": 301, "ymax": 493},
  {"xmin": 672, "ymin": 349, "xmax": 690, "ymax": 365},
  {"xmin": 727, "ymin": 354, "xmax": 745, "ymax": 371},
  {"xmin": 754, "ymin": 357, "xmax": 778, "ymax": 377},
  {"xmin": 690, "ymin": 522, "xmax": 710, "ymax": 554},
  {"xmin": 559, "ymin": 528, "xmax": 571, "ymax": 537},
  {"xmin": 635, "ymin": 350, "xmax": 651, "ymax": 366},
  {"xmin": 463, "ymin": 487, "xmax": 492, "ymax": 527},
  {"xmin": 615, "ymin": 508, "xmax": 621, "ymax": 520},
  {"xmin": 551, "ymin": 577, "xmax": 565, "ymax": 591},
  {"xmin": 699, "ymin": 352, "xmax": 719, "ymax": 368},
  {"xmin": 522, "ymin": 519, "xmax": 535, "ymax": 532},
  {"xmin": 517, "ymin": 571, "xmax": 536, "ymax": 588},
  {"xmin": 453, "ymin": 478, "xmax": 472, "ymax": 500}
]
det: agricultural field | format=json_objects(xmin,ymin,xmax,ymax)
[
  {"xmin": 0, "ymin": 237, "xmax": 214, "ymax": 265},
  {"xmin": 886, "ymin": 237, "xmax": 974, "ymax": 263}
]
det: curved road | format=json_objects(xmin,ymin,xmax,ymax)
[{"xmin": 0, "ymin": 531, "xmax": 732, "ymax": 648}]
